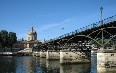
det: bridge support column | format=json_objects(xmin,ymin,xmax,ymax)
[
  {"xmin": 32, "ymin": 51, "xmax": 40, "ymax": 57},
  {"xmin": 60, "ymin": 50, "xmax": 90, "ymax": 64},
  {"xmin": 97, "ymin": 49, "xmax": 116, "ymax": 73},
  {"xmin": 46, "ymin": 50, "xmax": 60, "ymax": 60},
  {"xmin": 40, "ymin": 51, "xmax": 46, "ymax": 58}
]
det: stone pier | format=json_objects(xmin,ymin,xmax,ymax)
[
  {"xmin": 97, "ymin": 49, "xmax": 116, "ymax": 73},
  {"xmin": 40, "ymin": 51, "xmax": 46, "ymax": 58},
  {"xmin": 60, "ymin": 50, "xmax": 90, "ymax": 64},
  {"xmin": 46, "ymin": 50, "xmax": 60, "ymax": 60},
  {"xmin": 32, "ymin": 51, "xmax": 40, "ymax": 57}
]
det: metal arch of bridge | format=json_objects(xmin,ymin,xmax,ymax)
[
  {"xmin": 38, "ymin": 26, "xmax": 116, "ymax": 51},
  {"xmin": 39, "ymin": 15, "xmax": 116, "ymax": 51},
  {"xmin": 41, "ymin": 26, "xmax": 116, "ymax": 51},
  {"xmin": 63, "ymin": 26, "xmax": 116, "ymax": 50},
  {"xmin": 37, "ymin": 41, "xmax": 60, "ymax": 51},
  {"xmin": 46, "ymin": 15, "xmax": 116, "ymax": 42},
  {"xmin": 56, "ymin": 39, "xmax": 68, "ymax": 50},
  {"xmin": 37, "ymin": 42, "xmax": 55, "ymax": 51},
  {"xmin": 49, "ymin": 21, "xmax": 116, "ymax": 44}
]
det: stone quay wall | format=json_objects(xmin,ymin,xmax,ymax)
[
  {"xmin": 46, "ymin": 50, "xmax": 60, "ymax": 60},
  {"xmin": 97, "ymin": 51, "xmax": 116, "ymax": 68},
  {"xmin": 60, "ymin": 50, "xmax": 90, "ymax": 64},
  {"xmin": 40, "ymin": 51, "xmax": 46, "ymax": 58}
]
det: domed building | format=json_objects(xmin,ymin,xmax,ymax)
[
  {"xmin": 27, "ymin": 27, "xmax": 37, "ymax": 41},
  {"xmin": 22, "ymin": 27, "xmax": 41, "ymax": 49},
  {"xmin": 11, "ymin": 27, "xmax": 42, "ymax": 52}
]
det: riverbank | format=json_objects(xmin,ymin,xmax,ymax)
[{"xmin": 0, "ymin": 52, "xmax": 32, "ymax": 56}]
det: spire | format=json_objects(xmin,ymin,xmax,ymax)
[
  {"xmin": 31, "ymin": 27, "xmax": 34, "ymax": 32},
  {"xmin": 28, "ymin": 26, "xmax": 36, "ymax": 34}
]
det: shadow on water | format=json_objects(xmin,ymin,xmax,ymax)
[
  {"xmin": 60, "ymin": 63, "xmax": 91, "ymax": 73},
  {"xmin": 0, "ymin": 56, "xmax": 41, "ymax": 73},
  {"xmin": 0, "ymin": 55, "xmax": 97, "ymax": 73},
  {"xmin": 0, "ymin": 56, "xmax": 16, "ymax": 73},
  {"xmin": 46, "ymin": 60, "xmax": 60, "ymax": 73}
]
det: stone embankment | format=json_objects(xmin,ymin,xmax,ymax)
[
  {"xmin": 97, "ymin": 49, "xmax": 116, "ymax": 73},
  {"xmin": 33, "ymin": 50, "xmax": 91, "ymax": 64}
]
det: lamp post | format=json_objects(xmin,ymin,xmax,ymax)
[
  {"xmin": 100, "ymin": 7, "xmax": 103, "ymax": 25},
  {"xmin": 100, "ymin": 7, "xmax": 104, "ymax": 49}
]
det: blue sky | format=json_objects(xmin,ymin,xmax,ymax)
[{"xmin": 0, "ymin": 0, "xmax": 116, "ymax": 41}]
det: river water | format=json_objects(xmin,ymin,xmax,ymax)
[{"xmin": 0, "ymin": 55, "xmax": 97, "ymax": 73}]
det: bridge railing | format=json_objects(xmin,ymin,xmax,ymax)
[
  {"xmin": 46, "ymin": 15, "xmax": 116, "ymax": 42},
  {"xmin": 61, "ymin": 15, "xmax": 116, "ymax": 38},
  {"xmin": 103, "ymin": 15, "xmax": 116, "ymax": 24}
]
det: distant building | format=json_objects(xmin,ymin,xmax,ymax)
[
  {"xmin": 0, "ymin": 27, "xmax": 41, "ymax": 52},
  {"xmin": 23, "ymin": 27, "xmax": 41, "ymax": 48},
  {"xmin": 27, "ymin": 27, "xmax": 37, "ymax": 41},
  {"xmin": 13, "ymin": 27, "xmax": 41, "ymax": 51}
]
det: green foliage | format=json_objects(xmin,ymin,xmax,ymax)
[
  {"xmin": 0, "ymin": 30, "xmax": 17, "ymax": 52},
  {"xmin": 8, "ymin": 32, "xmax": 17, "ymax": 51},
  {"xmin": 0, "ymin": 30, "xmax": 9, "ymax": 51}
]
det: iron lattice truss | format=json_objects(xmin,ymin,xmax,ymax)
[{"xmin": 35, "ymin": 15, "xmax": 116, "ymax": 51}]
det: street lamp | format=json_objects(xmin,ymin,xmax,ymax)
[
  {"xmin": 100, "ymin": 7, "xmax": 104, "ymax": 49},
  {"xmin": 100, "ymin": 7, "xmax": 103, "ymax": 25}
]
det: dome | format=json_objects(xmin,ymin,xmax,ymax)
[
  {"xmin": 28, "ymin": 27, "xmax": 37, "ymax": 35},
  {"xmin": 27, "ymin": 27, "xmax": 37, "ymax": 41}
]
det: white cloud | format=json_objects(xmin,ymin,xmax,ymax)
[{"xmin": 38, "ymin": 18, "xmax": 73, "ymax": 32}]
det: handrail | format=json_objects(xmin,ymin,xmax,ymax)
[{"xmin": 46, "ymin": 15, "xmax": 116, "ymax": 43}]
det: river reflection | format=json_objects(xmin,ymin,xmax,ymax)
[
  {"xmin": 0, "ymin": 55, "xmax": 97, "ymax": 73},
  {"xmin": 91, "ymin": 55, "xmax": 97, "ymax": 73},
  {"xmin": 46, "ymin": 60, "xmax": 60, "ymax": 73},
  {"xmin": 0, "ymin": 56, "xmax": 16, "ymax": 73},
  {"xmin": 60, "ymin": 63, "xmax": 91, "ymax": 73}
]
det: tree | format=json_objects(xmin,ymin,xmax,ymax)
[
  {"xmin": 8, "ymin": 32, "xmax": 17, "ymax": 52},
  {"xmin": 0, "ymin": 30, "xmax": 9, "ymax": 51}
]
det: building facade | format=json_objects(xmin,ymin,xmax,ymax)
[
  {"xmin": 27, "ymin": 27, "xmax": 37, "ymax": 41},
  {"xmin": 0, "ymin": 27, "xmax": 41, "ymax": 52},
  {"xmin": 13, "ymin": 27, "xmax": 41, "ymax": 51},
  {"xmin": 22, "ymin": 27, "xmax": 41, "ymax": 48}
]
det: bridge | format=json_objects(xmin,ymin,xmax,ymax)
[{"xmin": 33, "ymin": 15, "xmax": 116, "ymax": 64}]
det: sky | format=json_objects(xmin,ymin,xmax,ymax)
[{"xmin": 0, "ymin": 0, "xmax": 116, "ymax": 41}]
